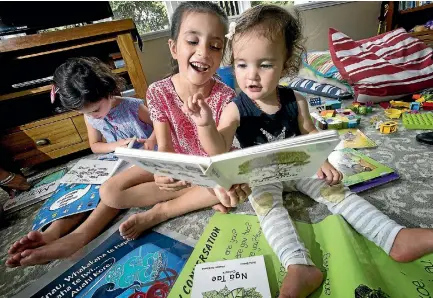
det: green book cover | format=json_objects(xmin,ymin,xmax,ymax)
[
  {"xmin": 169, "ymin": 213, "xmax": 433, "ymax": 298},
  {"xmin": 328, "ymin": 148, "xmax": 394, "ymax": 186}
]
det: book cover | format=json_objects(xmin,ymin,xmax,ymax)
[
  {"xmin": 169, "ymin": 213, "xmax": 433, "ymax": 298},
  {"xmin": 116, "ymin": 130, "xmax": 341, "ymax": 190},
  {"xmin": 191, "ymin": 256, "xmax": 271, "ymax": 298},
  {"xmin": 18, "ymin": 229, "xmax": 193, "ymax": 298},
  {"xmin": 335, "ymin": 129, "xmax": 377, "ymax": 149},
  {"xmin": 349, "ymin": 172, "xmax": 400, "ymax": 193},
  {"xmin": 328, "ymin": 148, "xmax": 395, "ymax": 186},
  {"xmin": 32, "ymin": 183, "xmax": 100, "ymax": 231},
  {"xmin": 3, "ymin": 169, "xmax": 66, "ymax": 214}
]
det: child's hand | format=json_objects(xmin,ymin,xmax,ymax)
[
  {"xmin": 212, "ymin": 184, "xmax": 251, "ymax": 208},
  {"xmin": 154, "ymin": 174, "xmax": 190, "ymax": 192},
  {"xmin": 317, "ymin": 160, "xmax": 343, "ymax": 185},
  {"xmin": 182, "ymin": 93, "xmax": 214, "ymax": 127},
  {"xmin": 112, "ymin": 138, "xmax": 135, "ymax": 150},
  {"xmin": 139, "ymin": 138, "xmax": 157, "ymax": 151}
]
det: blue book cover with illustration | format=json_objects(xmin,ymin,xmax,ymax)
[
  {"xmin": 32, "ymin": 183, "xmax": 101, "ymax": 231},
  {"xmin": 29, "ymin": 230, "xmax": 193, "ymax": 298}
]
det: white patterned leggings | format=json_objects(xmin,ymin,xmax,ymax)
[{"xmin": 249, "ymin": 178, "xmax": 404, "ymax": 268}]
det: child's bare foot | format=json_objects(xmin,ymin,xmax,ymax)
[
  {"xmin": 16, "ymin": 232, "xmax": 89, "ymax": 266},
  {"xmin": 279, "ymin": 265, "xmax": 323, "ymax": 298},
  {"xmin": 6, "ymin": 231, "xmax": 60, "ymax": 267},
  {"xmin": 390, "ymin": 228, "xmax": 433, "ymax": 262},
  {"xmin": 119, "ymin": 203, "xmax": 168, "ymax": 240}
]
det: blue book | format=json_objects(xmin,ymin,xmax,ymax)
[
  {"xmin": 23, "ymin": 230, "xmax": 193, "ymax": 298},
  {"xmin": 32, "ymin": 183, "xmax": 100, "ymax": 231}
]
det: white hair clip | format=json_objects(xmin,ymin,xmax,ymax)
[{"xmin": 225, "ymin": 22, "xmax": 237, "ymax": 40}]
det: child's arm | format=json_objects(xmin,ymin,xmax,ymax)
[
  {"xmin": 152, "ymin": 121, "xmax": 190, "ymax": 191},
  {"xmin": 294, "ymin": 93, "xmax": 342, "ymax": 184},
  {"xmin": 84, "ymin": 117, "xmax": 133, "ymax": 154},
  {"xmin": 138, "ymin": 103, "xmax": 157, "ymax": 150},
  {"xmin": 183, "ymin": 94, "xmax": 240, "ymax": 156},
  {"xmin": 295, "ymin": 92, "xmax": 319, "ymax": 135}
]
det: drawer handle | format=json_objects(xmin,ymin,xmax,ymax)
[{"xmin": 36, "ymin": 139, "xmax": 50, "ymax": 146}]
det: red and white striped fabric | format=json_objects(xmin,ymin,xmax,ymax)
[{"xmin": 329, "ymin": 28, "xmax": 433, "ymax": 103}]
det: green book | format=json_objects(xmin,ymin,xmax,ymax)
[
  {"xmin": 169, "ymin": 213, "xmax": 433, "ymax": 298},
  {"xmin": 328, "ymin": 148, "xmax": 394, "ymax": 187}
]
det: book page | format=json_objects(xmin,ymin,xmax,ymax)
[
  {"xmin": 60, "ymin": 159, "xmax": 118, "ymax": 185},
  {"xmin": 115, "ymin": 148, "xmax": 218, "ymax": 188},
  {"xmin": 210, "ymin": 138, "xmax": 340, "ymax": 189}
]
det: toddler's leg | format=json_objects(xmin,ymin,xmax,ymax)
[
  {"xmin": 250, "ymin": 183, "xmax": 323, "ymax": 298},
  {"xmin": 295, "ymin": 178, "xmax": 433, "ymax": 262}
]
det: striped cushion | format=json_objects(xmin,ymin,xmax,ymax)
[
  {"xmin": 283, "ymin": 77, "xmax": 352, "ymax": 99},
  {"xmin": 329, "ymin": 28, "xmax": 433, "ymax": 103}
]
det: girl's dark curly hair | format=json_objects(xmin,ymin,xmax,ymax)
[
  {"xmin": 53, "ymin": 57, "xmax": 125, "ymax": 110},
  {"xmin": 226, "ymin": 4, "xmax": 306, "ymax": 78}
]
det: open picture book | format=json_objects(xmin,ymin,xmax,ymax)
[{"xmin": 115, "ymin": 130, "xmax": 340, "ymax": 190}]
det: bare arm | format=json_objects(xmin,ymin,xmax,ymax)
[
  {"xmin": 197, "ymin": 102, "xmax": 240, "ymax": 156},
  {"xmin": 138, "ymin": 103, "xmax": 157, "ymax": 144},
  {"xmin": 153, "ymin": 121, "xmax": 175, "ymax": 153},
  {"xmin": 295, "ymin": 92, "xmax": 319, "ymax": 135},
  {"xmin": 84, "ymin": 117, "xmax": 120, "ymax": 153}
]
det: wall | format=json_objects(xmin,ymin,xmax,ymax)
[
  {"xmin": 138, "ymin": 36, "xmax": 172, "ymax": 85},
  {"xmin": 138, "ymin": 1, "xmax": 382, "ymax": 84},
  {"xmin": 300, "ymin": 1, "xmax": 381, "ymax": 51}
]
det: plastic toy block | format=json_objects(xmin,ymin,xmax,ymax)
[
  {"xmin": 410, "ymin": 102, "xmax": 421, "ymax": 111},
  {"xmin": 380, "ymin": 121, "xmax": 398, "ymax": 134},
  {"xmin": 402, "ymin": 113, "xmax": 433, "ymax": 129},
  {"xmin": 320, "ymin": 110, "xmax": 336, "ymax": 118},
  {"xmin": 325, "ymin": 100, "xmax": 341, "ymax": 109},
  {"xmin": 366, "ymin": 106, "xmax": 373, "ymax": 113},
  {"xmin": 309, "ymin": 97, "xmax": 322, "ymax": 106},
  {"xmin": 314, "ymin": 104, "xmax": 326, "ymax": 112},
  {"xmin": 358, "ymin": 106, "xmax": 367, "ymax": 115},
  {"xmin": 311, "ymin": 112, "xmax": 327, "ymax": 129},
  {"xmin": 326, "ymin": 118, "xmax": 343, "ymax": 129},
  {"xmin": 423, "ymin": 102, "xmax": 433, "ymax": 111},
  {"xmin": 390, "ymin": 100, "xmax": 411, "ymax": 109},
  {"xmin": 348, "ymin": 120, "xmax": 358, "ymax": 128}
]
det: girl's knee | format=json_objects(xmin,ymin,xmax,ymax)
[{"xmin": 99, "ymin": 180, "xmax": 123, "ymax": 208}]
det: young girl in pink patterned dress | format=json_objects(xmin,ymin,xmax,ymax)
[{"xmin": 99, "ymin": 1, "xmax": 251, "ymax": 240}]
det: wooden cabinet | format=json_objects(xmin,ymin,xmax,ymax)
[{"xmin": 0, "ymin": 19, "xmax": 148, "ymax": 168}]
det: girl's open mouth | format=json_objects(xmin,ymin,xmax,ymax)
[{"xmin": 190, "ymin": 61, "xmax": 210, "ymax": 73}]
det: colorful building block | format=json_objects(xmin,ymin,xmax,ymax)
[
  {"xmin": 379, "ymin": 121, "xmax": 398, "ymax": 134},
  {"xmin": 423, "ymin": 102, "xmax": 433, "ymax": 111},
  {"xmin": 402, "ymin": 112, "xmax": 433, "ymax": 129},
  {"xmin": 325, "ymin": 100, "xmax": 342, "ymax": 110},
  {"xmin": 358, "ymin": 106, "xmax": 367, "ymax": 115},
  {"xmin": 311, "ymin": 112, "xmax": 328, "ymax": 130},
  {"xmin": 320, "ymin": 110, "xmax": 336, "ymax": 118},
  {"xmin": 410, "ymin": 102, "xmax": 421, "ymax": 111},
  {"xmin": 309, "ymin": 97, "xmax": 322, "ymax": 106}
]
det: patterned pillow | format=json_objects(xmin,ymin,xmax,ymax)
[
  {"xmin": 302, "ymin": 51, "xmax": 345, "ymax": 82},
  {"xmin": 329, "ymin": 28, "xmax": 433, "ymax": 103},
  {"xmin": 282, "ymin": 77, "xmax": 353, "ymax": 99}
]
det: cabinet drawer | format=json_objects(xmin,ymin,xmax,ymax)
[{"xmin": 0, "ymin": 119, "xmax": 82, "ymax": 161}]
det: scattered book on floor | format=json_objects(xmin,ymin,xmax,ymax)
[
  {"xmin": 115, "ymin": 130, "xmax": 340, "ymax": 190},
  {"xmin": 2, "ymin": 169, "xmax": 66, "ymax": 214},
  {"xmin": 191, "ymin": 256, "xmax": 271, "ymax": 298},
  {"xmin": 16, "ymin": 220, "xmax": 194, "ymax": 298},
  {"xmin": 32, "ymin": 183, "xmax": 101, "ymax": 231},
  {"xmin": 336, "ymin": 128, "xmax": 377, "ymax": 149},
  {"xmin": 328, "ymin": 148, "xmax": 399, "ymax": 193},
  {"xmin": 59, "ymin": 159, "xmax": 119, "ymax": 185},
  {"xmin": 169, "ymin": 213, "xmax": 433, "ymax": 298}
]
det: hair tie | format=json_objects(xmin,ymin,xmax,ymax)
[
  {"xmin": 50, "ymin": 85, "xmax": 59, "ymax": 104},
  {"xmin": 225, "ymin": 22, "xmax": 237, "ymax": 40}
]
